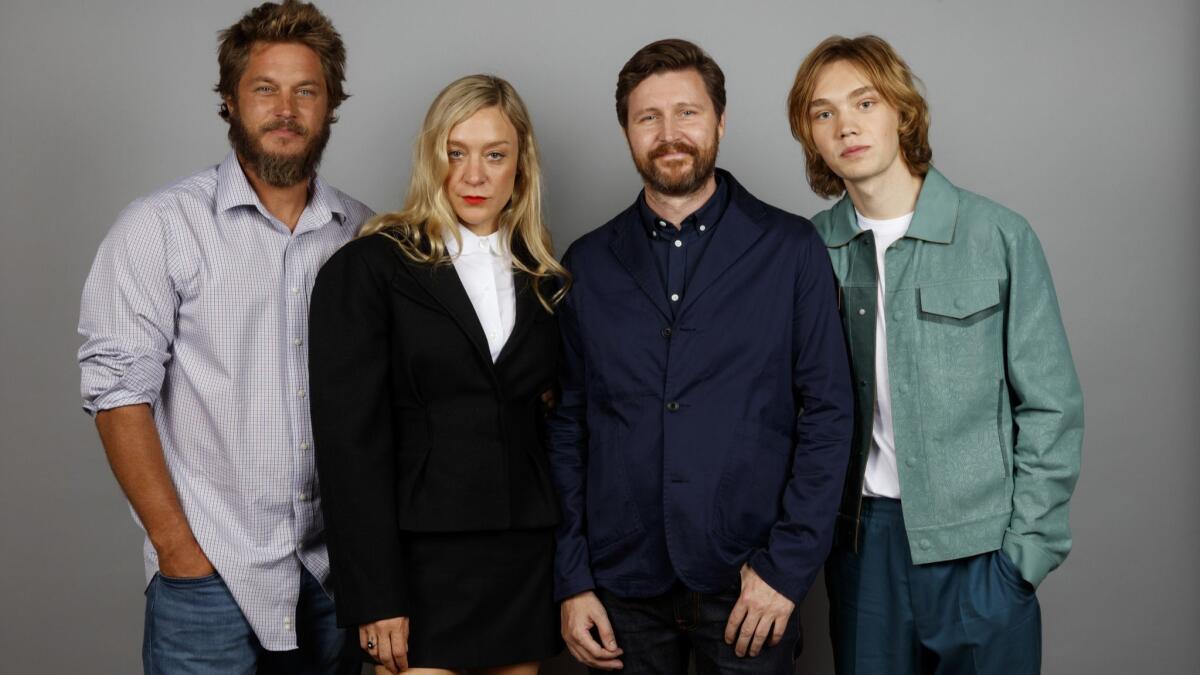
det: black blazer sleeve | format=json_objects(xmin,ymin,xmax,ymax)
[{"xmin": 309, "ymin": 238, "xmax": 408, "ymax": 626}]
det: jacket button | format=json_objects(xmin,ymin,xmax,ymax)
[
  {"xmin": 666, "ymin": 401, "xmax": 680, "ymax": 412},
  {"xmin": 662, "ymin": 327, "xmax": 672, "ymax": 338},
  {"xmin": 857, "ymin": 308, "xmax": 866, "ymax": 316},
  {"xmin": 905, "ymin": 457, "xmax": 916, "ymax": 468},
  {"xmin": 919, "ymin": 539, "xmax": 931, "ymax": 550}
]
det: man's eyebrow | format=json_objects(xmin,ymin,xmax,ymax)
[{"xmin": 809, "ymin": 86, "xmax": 877, "ymax": 109}]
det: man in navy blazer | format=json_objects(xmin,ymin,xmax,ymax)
[{"xmin": 548, "ymin": 39, "xmax": 854, "ymax": 674}]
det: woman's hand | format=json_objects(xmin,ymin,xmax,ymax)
[{"xmin": 360, "ymin": 616, "xmax": 410, "ymax": 673}]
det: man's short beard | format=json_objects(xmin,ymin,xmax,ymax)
[
  {"xmin": 633, "ymin": 136, "xmax": 719, "ymax": 197},
  {"xmin": 227, "ymin": 110, "xmax": 331, "ymax": 188}
]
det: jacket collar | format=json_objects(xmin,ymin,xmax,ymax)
[
  {"xmin": 609, "ymin": 168, "xmax": 767, "ymax": 321},
  {"xmin": 822, "ymin": 166, "xmax": 959, "ymax": 247}
]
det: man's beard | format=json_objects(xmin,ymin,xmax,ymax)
[
  {"xmin": 228, "ymin": 111, "xmax": 331, "ymax": 188},
  {"xmin": 632, "ymin": 135, "xmax": 719, "ymax": 197}
]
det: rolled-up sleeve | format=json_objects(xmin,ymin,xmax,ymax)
[{"xmin": 78, "ymin": 200, "xmax": 178, "ymax": 415}]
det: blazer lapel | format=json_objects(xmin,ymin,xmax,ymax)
[
  {"xmin": 678, "ymin": 179, "xmax": 767, "ymax": 315},
  {"xmin": 401, "ymin": 257, "xmax": 494, "ymax": 368},
  {"xmin": 609, "ymin": 209, "xmax": 672, "ymax": 321},
  {"xmin": 495, "ymin": 270, "xmax": 538, "ymax": 365}
]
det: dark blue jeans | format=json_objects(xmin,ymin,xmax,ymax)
[
  {"xmin": 826, "ymin": 498, "xmax": 1042, "ymax": 675},
  {"xmin": 142, "ymin": 565, "xmax": 357, "ymax": 675},
  {"xmin": 595, "ymin": 581, "xmax": 800, "ymax": 675}
]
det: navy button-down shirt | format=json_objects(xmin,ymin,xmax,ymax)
[{"xmin": 637, "ymin": 175, "xmax": 730, "ymax": 314}]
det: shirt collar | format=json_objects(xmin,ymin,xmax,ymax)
[
  {"xmin": 638, "ymin": 170, "xmax": 730, "ymax": 238},
  {"xmin": 822, "ymin": 166, "xmax": 958, "ymax": 247},
  {"xmin": 444, "ymin": 223, "xmax": 508, "ymax": 258},
  {"xmin": 213, "ymin": 150, "xmax": 347, "ymax": 229}
]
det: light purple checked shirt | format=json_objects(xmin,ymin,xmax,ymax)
[{"xmin": 78, "ymin": 151, "xmax": 372, "ymax": 650}]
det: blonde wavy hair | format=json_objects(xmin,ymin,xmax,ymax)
[
  {"xmin": 787, "ymin": 35, "xmax": 932, "ymax": 199},
  {"xmin": 361, "ymin": 74, "xmax": 569, "ymax": 310}
]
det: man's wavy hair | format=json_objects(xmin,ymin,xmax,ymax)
[
  {"xmin": 615, "ymin": 38, "xmax": 726, "ymax": 129},
  {"xmin": 787, "ymin": 35, "xmax": 932, "ymax": 199},
  {"xmin": 214, "ymin": 0, "xmax": 348, "ymax": 122}
]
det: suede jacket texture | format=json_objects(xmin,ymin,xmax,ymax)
[{"xmin": 811, "ymin": 167, "xmax": 1083, "ymax": 588}]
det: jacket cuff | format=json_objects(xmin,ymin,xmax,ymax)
[
  {"xmin": 1001, "ymin": 530, "xmax": 1059, "ymax": 589},
  {"xmin": 748, "ymin": 549, "xmax": 808, "ymax": 605},
  {"xmin": 553, "ymin": 569, "xmax": 596, "ymax": 603}
]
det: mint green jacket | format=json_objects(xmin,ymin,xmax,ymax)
[{"xmin": 811, "ymin": 168, "xmax": 1083, "ymax": 587}]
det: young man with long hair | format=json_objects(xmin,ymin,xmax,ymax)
[{"xmin": 788, "ymin": 34, "xmax": 1083, "ymax": 674}]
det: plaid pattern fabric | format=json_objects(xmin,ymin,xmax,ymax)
[{"xmin": 78, "ymin": 152, "xmax": 372, "ymax": 650}]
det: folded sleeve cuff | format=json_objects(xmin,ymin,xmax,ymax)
[{"xmin": 1001, "ymin": 530, "xmax": 1060, "ymax": 589}]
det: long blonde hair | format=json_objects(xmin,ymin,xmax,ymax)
[
  {"xmin": 786, "ymin": 35, "xmax": 932, "ymax": 199},
  {"xmin": 361, "ymin": 74, "xmax": 569, "ymax": 309}
]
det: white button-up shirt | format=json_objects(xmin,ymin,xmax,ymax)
[
  {"xmin": 444, "ymin": 225, "xmax": 516, "ymax": 361},
  {"xmin": 78, "ymin": 151, "xmax": 373, "ymax": 650}
]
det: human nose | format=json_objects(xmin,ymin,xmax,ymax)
[
  {"xmin": 462, "ymin": 155, "xmax": 486, "ymax": 186},
  {"xmin": 659, "ymin": 116, "xmax": 679, "ymax": 143},
  {"xmin": 839, "ymin": 113, "xmax": 859, "ymax": 138},
  {"xmin": 273, "ymin": 92, "xmax": 297, "ymax": 119}
]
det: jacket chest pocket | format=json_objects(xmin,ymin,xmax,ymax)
[
  {"xmin": 918, "ymin": 279, "xmax": 1000, "ymax": 321},
  {"xmin": 915, "ymin": 279, "xmax": 1004, "ymax": 375}
]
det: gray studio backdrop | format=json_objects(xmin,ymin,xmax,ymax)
[{"xmin": 1, "ymin": 0, "xmax": 1196, "ymax": 672}]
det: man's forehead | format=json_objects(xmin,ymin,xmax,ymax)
[
  {"xmin": 811, "ymin": 61, "xmax": 874, "ymax": 101},
  {"xmin": 630, "ymin": 69, "xmax": 709, "ymax": 103}
]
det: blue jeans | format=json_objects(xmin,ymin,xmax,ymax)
[
  {"xmin": 594, "ymin": 581, "xmax": 800, "ymax": 675},
  {"xmin": 142, "ymin": 565, "xmax": 357, "ymax": 675},
  {"xmin": 826, "ymin": 498, "xmax": 1042, "ymax": 675}
]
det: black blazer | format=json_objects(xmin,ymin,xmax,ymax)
[{"xmin": 309, "ymin": 231, "xmax": 560, "ymax": 625}]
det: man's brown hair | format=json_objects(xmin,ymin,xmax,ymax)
[
  {"xmin": 615, "ymin": 38, "xmax": 726, "ymax": 129},
  {"xmin": 787, "ymin": 35, "xmax": 932, "ymax": 199},
  {"xmin": 215, "ymin": 0, "xmax": 348, "ymax": 122}
]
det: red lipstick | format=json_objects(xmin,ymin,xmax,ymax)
[{"xmin": 462, "ymin": 196, "xmax": 487, "ymax": 205}]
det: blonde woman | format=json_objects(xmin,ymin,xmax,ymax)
[{"xmin": 309, "ymin": 75, "xmax": 568, "ymax": 674}]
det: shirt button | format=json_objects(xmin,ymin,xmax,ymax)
[
  {"xmin": 298, "ymin": 492, "xmax": 309, "ymax": 501},
  {"xmin": 954, "ymin": 298, "xmax": 966, "ymax": 310},
  {"xmin": 283, "ymin": 617, "xmax": 293, "ymax": 629},
  {"xmin": 651, "ymin": 231, "xmax": 657, "ymax": 238},
  {"xmin": 859, "ymin": 379, "xmax": 868, "ymax": 387},
  {"xmin": 658, "ymin": 220, "xmax": 667, "ymax": 228},
  {"xmin": 297, "ymin": 388, "xmax": 306, "ymax": 398},
  {"xmin": 919, "ymin": 539, "xmax": 931, "ymax": 551},
  {"xmin": 670, "ymin": 293, "xmax": 680, "ymax": 302},
  {"xmin": 300, "ymin": 442, "xmax": 309, "ymax": 450},
  {"xmin": 666, "ymin": 401, "xmax": 680, "ymax": 412},
  {"xmin": 898, "ymin": 384, "xmax": 909, "ymax": 395},
  {"xmin": 291, "ymin": 287, "xmax": 300, "ymax": 294},
  {"xmin": 858, "ymin": 308, "xmax": 866, "ymax": 316},
  {"xmin": 698, "ymin": 224, "xmax": 706, "ymax": 232},
  {"xmin": 662, "ymin": 327, "xmax": 672, "ymax": 338},
  {"xmin": 674, "ymin": 240, "xmax": 683, "ymax": 248},
  {"xmin": 478, "ymin": 240, "xmax": 487, "ymax": 249},
  {"xmin": 905, "ymin": 456, "xmax": 916, "ymax": 468},
  {"xmin": 892, "ymin": 312, "xmax": 903, "ymax": 321},
  {"xmin": 293, "ymin": 337, "xmax": 302, "ymax": 346}
]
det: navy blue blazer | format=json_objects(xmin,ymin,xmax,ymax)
[{"xmin": 547, "ymin": 170, "xmax": 854, "ymax": 604}]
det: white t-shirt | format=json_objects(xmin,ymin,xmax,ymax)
[
  {"xmin": 444, "ymin": 225, "xmax": 516, "ymax": 362},
  {"xmin": 855, "ymin": 210, "xmax": 913, "ymax": 498}
]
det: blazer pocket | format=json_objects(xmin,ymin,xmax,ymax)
[
  {"xmin": 586, "ymin": 432, "xmax": 646, "ymax": 552},
  {"xmin": 712, "ymin": 425, "xmax": 793, "ymax": 548}
]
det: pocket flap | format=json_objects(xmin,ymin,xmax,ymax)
[{"xmin": 919, "ymin": 280, "xmax": 1000, "ymax": 319}]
